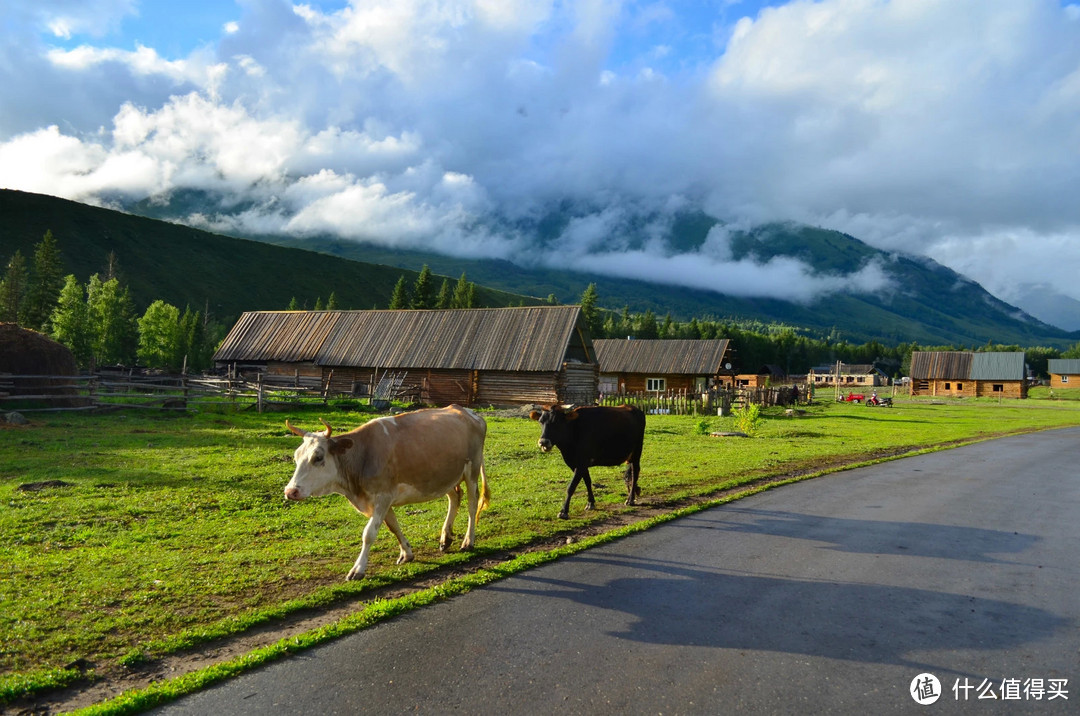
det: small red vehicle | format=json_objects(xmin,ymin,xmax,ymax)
[{"xmin": 844, "ymin": 392, "xmax": 866, "ymax": 403}]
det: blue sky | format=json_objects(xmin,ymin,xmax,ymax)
[{"xmin": 2, "ymin": 1, "xmax": 1080, "ymax": 328}]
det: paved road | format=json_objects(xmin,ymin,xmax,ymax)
[{"xmin": 155, "ymin": 427, "xmax": 1080, "ymax": 714}]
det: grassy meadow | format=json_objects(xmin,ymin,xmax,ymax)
[{"xmin": 3, "ymin": 392, "xmax": 1080, "ymax": 707}]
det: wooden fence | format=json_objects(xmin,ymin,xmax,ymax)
[
  {"xmin": 3, "ymin": 373, "xmax": 810, "ymax": 416},
  {"xmin": 0, "ymin": 372, "xmax": 360, "ymax": 413},
  {"xmin": 597, "ymin": 385, "xmax": 808, "ymax": 416}
]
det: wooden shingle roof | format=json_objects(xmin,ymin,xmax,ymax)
[
  {"xmin": 593, "ymin": 339, "xmax": 731, "ymax": 375},
  {"xmin": 214, "ymin": 306, "xmax": 590, "ymax": 372}
]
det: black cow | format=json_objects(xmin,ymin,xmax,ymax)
[{"xmin": 529, "ymin": 404, "xmax": 646, "ymax": 519}]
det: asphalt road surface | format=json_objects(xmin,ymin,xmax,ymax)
[{"xmin": 155, "ymin": 427, "xmax": 1080, "ymax": 715}]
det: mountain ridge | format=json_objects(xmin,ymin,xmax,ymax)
[{"xmin": 2, "ymin": 189, "xmax": 1075, "ymax": 348}]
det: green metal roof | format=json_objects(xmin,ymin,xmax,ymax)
[{"xmin": 1048, "ymin": 359, "xmax": 1080, "ymax": 375}]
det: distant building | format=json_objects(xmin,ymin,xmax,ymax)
[
  {"xmin": 1047, "ymin": 359, "xmax": 1080, "ymax": 389},
  {"xmin": 593, "ymin": 339, "xmax": 732, "ymax": 395},
  {"xmin": 808, "ymin": 362, "xmax": 888, "ymax": 388},
  {"xmin": 734, "ymin": 364, "xmax": 788, "ymax": 388},
  {"xmin": 909, "ymin": 351, "xmax": 1027, "ymax": 399}
]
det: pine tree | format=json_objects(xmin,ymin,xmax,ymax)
[
  {"xmin": 22, "ymin": 230, "xmax": 65, "ymax": 332},
  {"xmin": 637, "ymin": 310, "xmax": 659, "ymax": 339},
  {"xmin": 411, "ymin": 265, "xmax": 433, "ymax": 309},
  {"xmin": 287, "ymin": 297, "xmax": 299, "ymax": 310},
  {"xmin": 326, "ymin": 292, "xmax": 338, "ymax": 310},
  {"xmin": 660, "ymin": 313, "xmax": 674, "ymax": 339},
  {"xmin": 618, "ymin": 306, "xmax": 633, "ymax": 338},
  {"xmin": 178, "ymin": 305, "xmax": 204, "ymax": 373},
  {"xmin": 0, "ymin": 250, "xmax": 28, "ymax": 324},
  {"xmin": 389, "ymin": 276, "xmax": 410, "ymax": 309},
  {"xmin": 579, "ymin": 283, "xmax": 600, "ymax": 335},
  {"xmin": 314, "ymin": 296, "xmax": 324, "ymax": 311},
  {"xmin": 435, "ymin": 279, "xmax": 452, "ymax": 309},
  {"xmin": 50, "ymin": 275, "xmax": 92, "ymax": 367},
  {"xmin": 451, "ymin": 272, "xmax": 471, "ymax": 309}
]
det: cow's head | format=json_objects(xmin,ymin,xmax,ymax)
[
  {"xmin": 283, "ymin": 418, "xmax": 353, "ymax": 501},
  {"xmin": 529, "ymin": 405, "xmax": 578, "ymax": 453}
]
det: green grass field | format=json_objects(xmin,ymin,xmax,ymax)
[{"xmin": 3, "ymin": 393, "xmax": 1080, "ymax": 708}]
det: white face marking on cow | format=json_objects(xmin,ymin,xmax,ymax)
[{"xmin": 284, "ymin": 435, "xmax": 342, "ymax": 500}]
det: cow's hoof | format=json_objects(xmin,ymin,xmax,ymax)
[
  {"xmin": 345, "ymin": 569, "xmax": 365, "ymax": 581},
  {"xmin": 557, "ymin": 511, "xmax": 569, "ymax": 520},
  {"xmin": 585, "ymin": 502, "xmax": 595, "ymax": 512},
  {"xmin": 625, "ymin": 498, "xmax": 636, "ymax": 506}
]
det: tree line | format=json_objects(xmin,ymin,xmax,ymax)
[
  {"xmin": 575, "ymin": 283, "xmax": 1080, "ymax": 378},
  {"xmin": 388, "ymin": 266, "xmax": 479, "ymax": 309},
  {"xmin": 1, "ymin": 232, "xmax": 216, "ymax": 372},
  {"xmin": 4, "ymin": 233, "xmax": 1077, "ymax": 379}
]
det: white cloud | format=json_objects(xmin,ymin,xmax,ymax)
[{"xmin": 2, "ymin": 0, "xmax": 1080, "ymax": 317}]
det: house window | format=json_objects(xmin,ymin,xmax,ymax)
[
  {"xmin": 1063, "ymin": 376, "xmax": 1070, "ymax": 384},
  {"xmin": 992, "ymin": 384, "xmax": 1004, "ymax": 392},
  {"xmin": 646, "ymin": 377, "xmax": 666, "ymax": 392},
  {"xmin": 944, "ymin": 382, "xmax": 951, "ymax": 390}
]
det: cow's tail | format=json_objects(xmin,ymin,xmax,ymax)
[{"xmin": 476, "ymin": 458, "xmax": 492, "ymax": 519}]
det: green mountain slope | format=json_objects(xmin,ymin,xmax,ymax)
[
  {"xmin": 3, "ymin": 189, "xmax": 1075, "ymax": 347},
  {"xmin": 269, "ymin": 224, "xmax": 1076, "ymax": 348},
  {"xmin": 0, "ymin": 190, "xmax": 539, "ymax": 326}
]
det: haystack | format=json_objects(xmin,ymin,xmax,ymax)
[{"xmin": 0, "ymin": 323, "xmax": 80, "ymax": 407}]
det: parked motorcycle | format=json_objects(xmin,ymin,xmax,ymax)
[{"xmin": 865, "ymin": 394, "xmax": 893, "ymax": 407}]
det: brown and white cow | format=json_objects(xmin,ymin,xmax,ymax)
[{"xmin": 284, "ymin": 405, "xmax": 490, "ymax": 580}]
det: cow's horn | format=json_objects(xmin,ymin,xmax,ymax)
[
  {"xmin": 285, "ymin": 420, "xmax": 306, "ymax": 437},
  {"xmin": 319, "ymin": 417, "xmax": 333, "ymax": 438}
]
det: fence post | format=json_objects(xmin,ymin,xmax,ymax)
[{"xmin": 257, "ymin": 373, "xmax": 264, "ymax": 413}]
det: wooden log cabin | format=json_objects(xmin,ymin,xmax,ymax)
[
  {"xmin": 908, "ymin": 351, "xmax": 1028, "ymax": 399},
  {"xmin": 593, "ymin": 338, "xmax": 733, "ymax": 395},
  {"xmin": 213, "ymin": 306, "xmax": 599, "ymax": 406},
  {"xmin": 1047, "ymin": 359, "xmax": 1080, "ymax": 390}
]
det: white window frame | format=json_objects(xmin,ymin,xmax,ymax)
[{"xmin": 646, "ymin": 377, "xmax": 666, "ymax": 392}]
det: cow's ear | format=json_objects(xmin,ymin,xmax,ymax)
[
  {"xmin": 566, "ymin": 408, "xmax": 580, "ymax": 421},
  {"xmin": 529, "ymin": 411, "xmax": 541, "ymax": 421},
  {"xmin": 329, "ymin": 438, "xmax": 353, "ymax": 455}
]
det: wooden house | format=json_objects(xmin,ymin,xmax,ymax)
[
  {"xmin": 1047, "ymin": 359, "xmax": 1080, "ymax": 389},
  {"xmin": 808, "ymin": 363, "xmax": 888, "ymax": 388},
  {"xmin": 213, "ymin": 306, "xmax": 598, "ymax": 406},
  {"xmin": 734, "ymin": 364, "xmax": 787, "ymax": 388},
  {"xmin": 593, "ymin": 339, "xmax": 732, "ymax": 395},
  {"xmin": 908, "ymin": 351, "xmax": 1027, "ymax": 398}
]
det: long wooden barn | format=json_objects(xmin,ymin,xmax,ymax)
[
  {"xmin": 909, "ymin": 351, "xmax": 1027, "ymax": 399},
  {"xmin": 213, "ymin": 306, "xmax": 599, "ymax": 407},
  {"xmin": 593, "ymin": 338, "xmax": 732, "ymax": 394}
]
